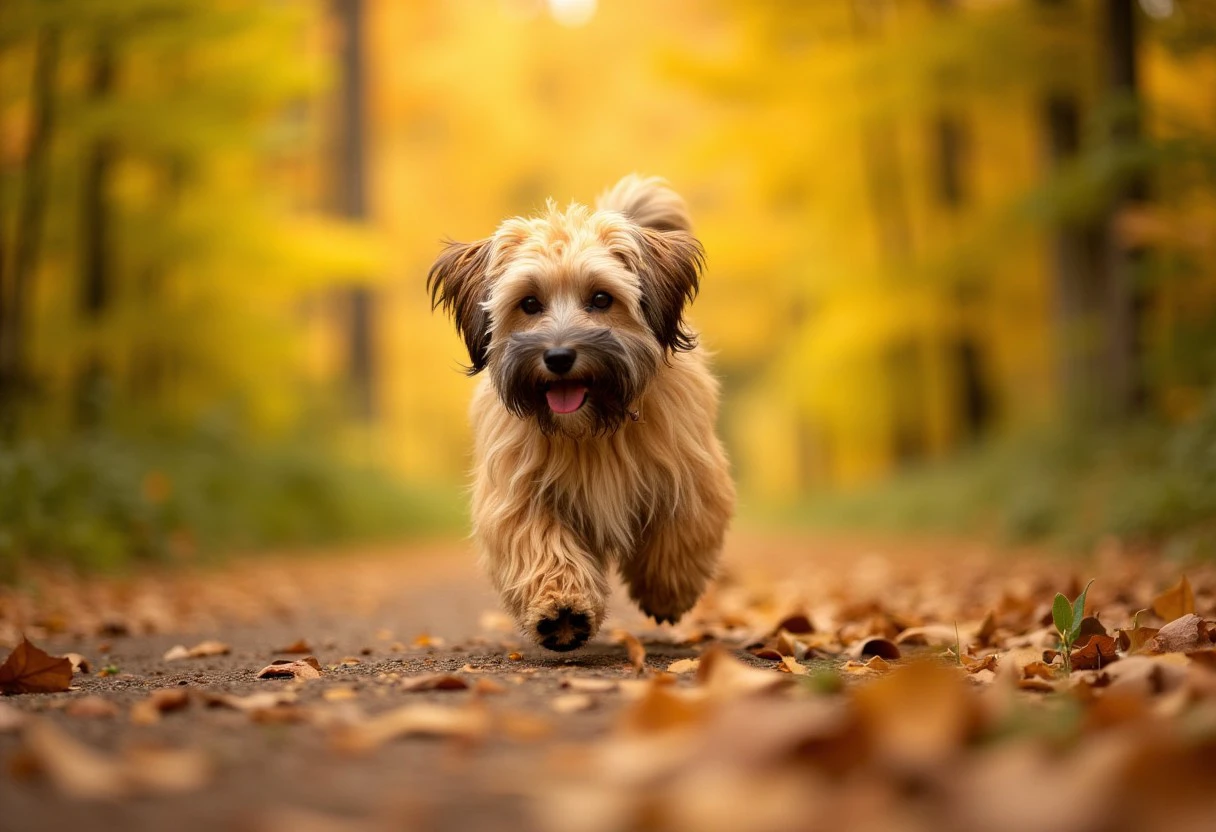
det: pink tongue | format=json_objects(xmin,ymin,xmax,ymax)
[{"xmin": 545, "ymin": 382, "xmax": 588, "ymax": 414}]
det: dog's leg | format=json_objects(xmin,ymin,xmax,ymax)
[
  {"xmin": 479, "ymin": 512, "xmax": 609, "ymax": 651},
  {"xmin": 621, "ymin": 513, "xmax": 725, "ymax": 626}
]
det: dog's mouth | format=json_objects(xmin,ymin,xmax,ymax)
[{"xmin": 543, "ymin": 379, "xmax": 589, "ymax": 415}]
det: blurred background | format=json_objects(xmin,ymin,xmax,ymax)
[{"xmin": 1, "ymin": 0, "xmax": 1214, "ymax": 575}]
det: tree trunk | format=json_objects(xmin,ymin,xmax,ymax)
[
  {"xmin": 334, "ymin": 0, "xmax": 375, "ymax": 421},
  {"xmin": 1, "ymin": 26, "xmax": 60, "ymax": 431},
  {"xmin": 1102, "ymin": 0, "xmax": 1147, "ymax": 417}
]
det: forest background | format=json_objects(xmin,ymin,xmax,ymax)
[{"xmin": 1, "ymin": 0, "xmax": 1214, "ymax": 574}]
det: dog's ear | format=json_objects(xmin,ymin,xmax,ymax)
[
  {"xmin": 631, "ymin": 228, "xmax": 704, "ymax": 353},
  {"xmin": 427, "ymin": 238, "xmax": 495, "ymax": 374}
]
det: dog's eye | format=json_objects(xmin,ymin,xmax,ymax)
[
  {"xmin": 520, "ymin": 296, "xmax": 543, "ymax": 315},
  {"xmin": 589, "ymin": 292, "xmax": 613, "ymax": 311}
]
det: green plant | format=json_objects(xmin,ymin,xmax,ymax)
[{"xmin": 1051, "ymin": 579, "xmax": 1094, "ymax": 675}]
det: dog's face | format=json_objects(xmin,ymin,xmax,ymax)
[{"xmin": 428, "ymin": 202, "xmax": 703, "ymax": 437}]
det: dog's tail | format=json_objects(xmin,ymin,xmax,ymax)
[{"xmin": 596, "ymin": 174, "xmax": 692, "ymax": 233}]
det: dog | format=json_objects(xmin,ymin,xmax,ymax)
[{"xmin": 427, "ymin": 175, "xmax": 735, "ymax": 651}]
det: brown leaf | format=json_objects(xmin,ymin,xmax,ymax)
[
  {"xmin": 65, "ymin": 696, "xmax": 119, "ymax": 719},
  {"xmin": 256, "ymin": 656, "xmax": 323, "ymax": 681},
  {"xmin": 1146, "ymin": 614, "xmax": 1209, "ymax": 654},
  {"xmin": 697, "ymin": 646, "xmax": 790, "ymax": 698},
  {"xmin": 773, "ymin": 612, "xmax": 814, "ymax": 635},
  {"xmin": 275, "ymin": 638, "xmax": 312, "ymax": 654},
  {"xmin": 399, "ymin": 673, "xmax": 469, "ymax": 692},
  {"xmin": 848, "ymin": 637, "xmax": 901, "ymax": 661},
  {"xmin": 778, "ymin": 655, "xmax": 809, "ymax": 675},
  {"xmin": 330, "ymin": 704, "xmax": 489, "ymax": 754},
  {"xmin": 620, "ymin": 632, "xmax": 647, "ymax": 675},
  {"xmin": 1115, "ymin": 610, "xmax": 1159, "ymax": 654},
  {"xmin": 852, "ymin": 660, "xmax": 976, "ymax": 772},
  {"xmin": 960, "ymin": 654, "xmax": 998, "ymax": 673},
  {"xmin": 551, "ymin": 693, "xmax": 595, "ymax": 714},
  {"xmin": 0, "ymin": 638, "xmax": 73, "ymax": 694},
  {"xmin": 1071, "ymin": 634, "xmax": 1120, "ymax": 670},
  {"xmin": 666, "ymin": 658, "xmax": 700, "ymax": 675},
  {"xmin": 895, "ymin": 624, "xmax": 958, "ymax": 647},
  {"xmin": 130, "ymin": 689, "xmax": 191, "ymax": 725},
  {"xmin": 19, "ymin": 718, "xmax": 210, "ymax": 799},
  {"xmin": 1022, "ymin": 661, "xmax": 1059, "ymax": 681},
  {"xmin": 975, "ymin": 611, "xmax": 998, "ymax": 647},
  {"xmin": 64, "ymin": 653, "xmax": 90, "ymax": 674},
  {"xmin": 561, "ymin": 677, "xmax": 618, "ymax": 692},
  {"xmin": 163, "ymin": 640, "xmax": 230, "ymax": 662},
  {"xmin": 1152, "ymin": 576, "xmax": 1195, "ymax": 622},
  {"xmin": 618, "ymin": 680, "xmax": 708, "ymax": 734},
  {"xmin": 204, "ymin": 691, "xmax": 298, "ymax": 713}
]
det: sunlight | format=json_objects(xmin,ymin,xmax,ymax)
[{"xmin": 547, "ymin": 0, "xmax": 596, "ymax": 28}]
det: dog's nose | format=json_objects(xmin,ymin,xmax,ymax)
[{"xmin": 543, "ymin": 348, "xmax": 577, "ymax": 375}]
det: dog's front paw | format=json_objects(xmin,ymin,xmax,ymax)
[{"xmin": 532, "ymin": 606, "xmax": 593, "ymax": 652}]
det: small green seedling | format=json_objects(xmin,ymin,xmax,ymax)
[{"xmin": 1051, "ymin": 579, "xmax": 1094, "ymax": 675}]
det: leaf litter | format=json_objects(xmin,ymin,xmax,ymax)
[{"xmin": 3, "ymin": 536, "xmax": 1216, "ymax": 829}]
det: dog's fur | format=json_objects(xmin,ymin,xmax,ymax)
[{"xmin": 427, "ymin": 175, "xmax": 734, "ymax": 651}]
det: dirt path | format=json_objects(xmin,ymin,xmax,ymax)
[{"xmin": 2, "ymin": 531, "xmax": 1214, "ymax": 832}]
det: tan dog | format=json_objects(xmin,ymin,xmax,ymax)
[{"xmin": 427, "ymin": 176, "xmax": 734, "ymax": 651}]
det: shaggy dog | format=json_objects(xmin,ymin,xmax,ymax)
[{"xmin": 427, "ymin": 175, "xmax": 735, "ymax": 651}]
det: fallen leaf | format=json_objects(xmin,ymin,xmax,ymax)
[
  {"xmin": 551, "ymin": 693, "xmax": 595, "ymax": 714},
  {"xmin": 330, "ymin": 704, "xmax": 489, "ymax": 754},
  {"xmin": 849, "ymin": 637, "xmax": 902, "ymax": 661},
  {"xmin": 1152, "ymin": 576, "xmax": 1195, "ymax": 622},
  {"xmin": 163, "ymin": 640, "xmax": 230, "ymax": 662},
  {"xmin": 697, "ymin": 646, "xmax": 790, "ymax": 698},
  {"xmin": 0, "ymin": 638, "xmax": 73, "ymax": 694},
  {"xmin": 774, "ymin": 612, "xmax": 814, "ymax": 635},
  {"xmin": 19, "ymin": 718, "xmax": 210, "ymax": 799},
  {"xmin": 412, "ymin": 633, "xmax": 445, "ymax": 649},
  {"xmin": 896, "ymin": 624, "xmax": 958, "ymax": 646},
  {"xmin": 618, "ymin": 680, "xmax": 708, "ymax": 734},
  {"xmin": 666, "ymin": 658, "xmax": 700, "ymax": 675},
  {"xmin": 1147, "ymin": 614, "xmax": 1209, "ymax": 654},
  {"xmin": 64, "ymin": 653, "xmax": 90, "ymax": 674},
  {"xmin": 779, "ymin": 655, "xmax": 809, "ymax": 675},
  {"xmin": 959, "ymin": 654, "xmax": 998, "ymax": 673},
  {"xmin": 65, "ymin": 696, "xmax": 119, "ymax": 719},
  {"xmin": 561, "ymin": 678, "xmax": 618, "ymax": 692},
  {"xmin": 204, "ymin": 691, "xmax": 298, "ymax": 713},
  {"xmin": 399, "ymin": 673, "xmax": 469, "ymax": 692},
  {"xmin": 1070, "ymin": 634, "xmax": 1120, "ymax": 670},
  {"xmin": 1116, "ymin": 610, "xmax": 1160, "ymax": 654},
  {"xmin": 130, "ymin": 689, "xmax": 192, "ymax": 725},
  {"xmin": 472, "ymin": 678, "xmax": 507, "ymax": 695},
  {"xmin": 256, "ymin": 656, "xmax": 323, "ymax": 681},
  {"xmin": 507, "ymin": 652, "xmax": 523, "ymax": 661},
  {"xmin": 0, "ymin": 700, "xmax": 26, "ymax": 732},
  {"xmin": 620, "ymin": 632, "xmax": 647, "ymax": 675},
  {"xmin": 275, "ymin": 639, "xmax": 312, "ymax": 654},
  {"xmin": 852, "ymin": 660, "xmax": 975, "ymax": 772},
  {"xmin": 1022, "ymin": 661, "xmax": 1058, "ymax": 681},
  {"xmin": 865, "ymin": 655, "xmax": 891, "ymax": 672}
]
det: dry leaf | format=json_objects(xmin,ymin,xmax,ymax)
[
  {"xmin": 849, "ymin": 637, "xmax": 902, "ymax": 661},
  {"xmin": 163, "ymin": 640, "xmax": 230, "ymax": 662},
  {"xmin": 697, "ymin": 646, "xmax": 790, "ymax": 698},
  {"xmin": 256, "ymin": 656, "xmax": 323, "ymax": 681},
  {"xmin": 960, "ymin": 654, "xmax": 998, "ymax": 673},
  {"xmin": 1153, "ymin": 576, "xmax": 1195, "ymax": 622},
  {"xmin": 620, "ymin": 632, "xmax": 647, "ymax": 675},
  {"xmin": 666, "ymin": 658, "xmax": 700, "ymax": 675},
  {"xmin": 1071, "ymin": 634, "xmax": 1120, "ymax": 670},
  {"xmin": 618, "ymin": 680, "xmax": 708, "ymax": 734},
  {"xmin": 65, "ymin": 696, "xmax": 119, "ymax": 719},
  {"xmin": 852, "ymin": 660, "xmax": 975, "ymax": 772},
  {"xmin": 0, "ymin": 638, "xmax": 73, "ymax": 695},
  {"xmin": 551, "ymin": 693, "xmax": 595, "ymax": 714},
  {"xmin": 399, "ymin": 673, "xmax": 469, "ymax": 692},
  {"xmin": 19, "ymin": 718, "xmax": 209, "ymax": 799},
  {"xmin": 779, "ymin": 655, "xmax": 809, "ymax": 675},
  {"xmin": 472, "ymin": 678, "xmax": 507, "ymax": 696},
  {"xmin": 896, "ymin": 624, "xmax": 959, "ymax": 646},
  {"xmin": 204, "ymin": 691, "xmax": 298, "ymax": 713},
  {"xmin": 130, "ymin": 688, "xmax": 191, "ymax": 725},
  {"xmin": 330, "ymin": 704, "xmax": 489, "ymax": 754},
  {"xmin": 0, "ymin": 700, "xmax": 26, "ymax": 733},
  {"xmin": 275, "ymin": 639, "xmax": 312, "ymax": 654},
  {"xmin": 561, "ymin": 678, "xmax": 618, "ymax": 692},
  {"xmin": 64, "ymin": 653, "xmax": 90, "ymax": 674},
  {"xmin": 773, "ymin": 612, "xmax": 814, "ymax": 635},
  {"xmin": 507, "ymin": 652, "xmax": 523, "ymax": 661},
  {"xmin": 1147, "ymin": 614, "xmax": 1209, "ymax": 654}
]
